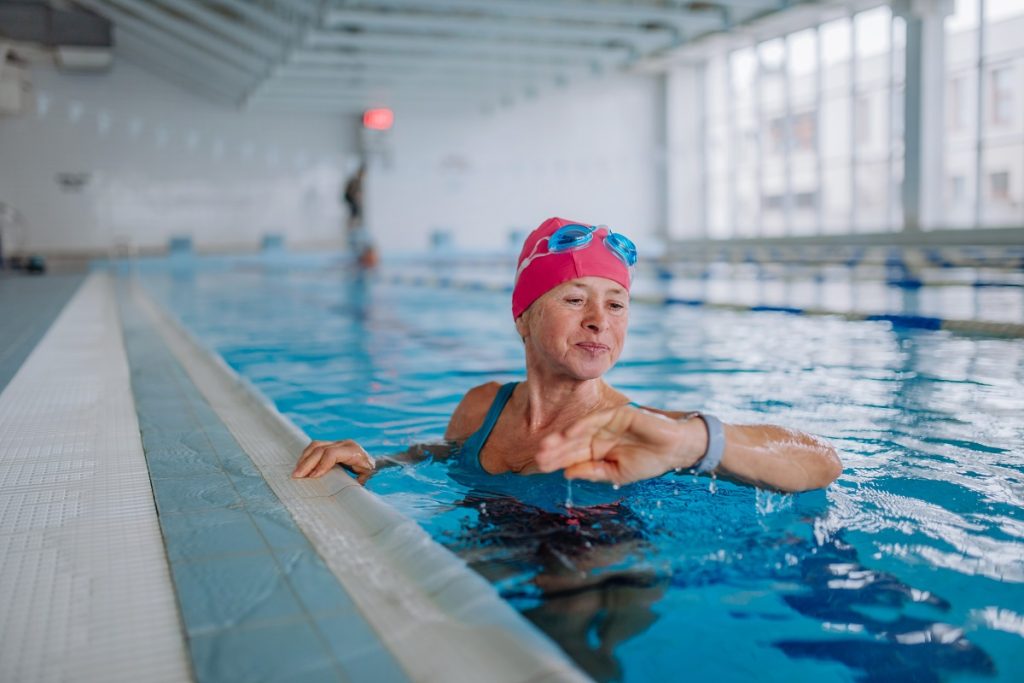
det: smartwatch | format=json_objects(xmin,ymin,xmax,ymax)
[{"xmin": 687, "ymin": 412, "xmax": 725, "ymax": 474}]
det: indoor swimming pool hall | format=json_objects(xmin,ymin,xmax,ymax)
[{"xmin": 1, "ymin": 1, "xmax": 1023, "ymax": 682}]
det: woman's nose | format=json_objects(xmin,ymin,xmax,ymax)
[{"xmin": 583, "ymin": 304, "xmax": 606, "ymax": 331}]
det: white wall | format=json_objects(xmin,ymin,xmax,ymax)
[
  {"xmin": 364, "ymin": 73, "xmax": 664, "ymax": 253},
  {"xmin": 0, "ymin": 60, "xmax": 358, "ymax": 255}
]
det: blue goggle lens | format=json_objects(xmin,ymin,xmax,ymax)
[
  {"xmin": 549, "ymin": 225, "xmax": 594, "ymax": 252},
  {"xmin": 604, "ymin": 232, "xmax": 637, "ymax": 266}
]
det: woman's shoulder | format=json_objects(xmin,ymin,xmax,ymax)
[
  {"xmin": 444, "ymin": 381, "xmax": 506, "ymax": 441},
  {"xmin": 627, "ymin": 404, "xmax": 697, "ymax": 421}
]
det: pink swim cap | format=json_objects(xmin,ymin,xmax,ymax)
[{"xmin": 511, "ymin": 216, "xmax": 632, "ymax": 319}]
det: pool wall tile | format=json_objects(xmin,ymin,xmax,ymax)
[
  {"xmin": 317, "ymin": 615, "xmax": 412, "ymax": 683},
  {"xmin": 247, "ymin": 503, "xmax": 315, "ymax": 552},
  {"xmin": 150, "ymin": 471, "xmax": 243, "ymax": 514},
  {"xmin": 273, "ymin": 548, "xmax": 361, "ymax": 618},
  {"xmin": 190, "ymin": 621, "xmax": 344, "ymax": 683},
  {"xmin": 159, "ymin": 508, "xmax": 268, "ymax": 563},
  {"xmin": 170, "ymin": 554, "xmax": 308, "ymax": 634}
]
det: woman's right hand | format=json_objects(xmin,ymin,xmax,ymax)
[{"xmin": 292, "ymin": 439, "xmax": 375, "ymax": 484}]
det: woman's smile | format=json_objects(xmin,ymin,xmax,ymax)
[{"xmin": 575, "ymin": 341, "xmax": 610, "ymax": 355}]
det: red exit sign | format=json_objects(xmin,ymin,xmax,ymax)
[{"xmin": 363, "ymin": 108, "xmax": 394, "ymax": 130}]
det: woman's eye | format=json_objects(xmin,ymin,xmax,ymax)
[
  {"xmin": 565, "ymin": 298, "xmax": 584, "ymax": 304},
  {"xmin": 609, "ymin": 302, "xmax": 625, "ymax": 311}
]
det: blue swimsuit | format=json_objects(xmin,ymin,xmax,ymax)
[
  {"xmin": 457, "ymin": 381, "xmax": 640, "ymax": 473},
  {"xmin": 453, "ymin": 382, "xmax": 640, "ymax": 510},
  {"xmin": 458, "ymin": 381, "xmax": 518, "ymax": 474}
]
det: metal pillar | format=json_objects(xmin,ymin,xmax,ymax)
[{"xmin": 895, "ymin": 0, "xmax": 954, "ymax": 231}]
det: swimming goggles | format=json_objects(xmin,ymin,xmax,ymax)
[{"xmin": 514, "ymin": 224, "xmax": 638, "ymax": 284}]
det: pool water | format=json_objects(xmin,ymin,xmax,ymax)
[{"xmin": 136, "ymin": 255, "xmax": 1024, "ymax": 683}]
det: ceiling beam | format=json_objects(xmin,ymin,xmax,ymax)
[
  {"xmin": 77, "ymin": 0, "xmax": 257, "ymax": 86},
  {"xmin": 116, "ymin": 32, "xmax": 243, "ymax": 103},
  {"xmin": 265, "ymin": 0, "xmax": 321, "ymax": 23},
  {"xmin": 285, "ymin": 48, "xmax": 584, "ymax": 76},
  {"xmin": 264, "ymin": 71, "xmax": 548, "ymax": 90},
  {"xmin": 247, "ymin": 91, "xmax": 486, "ymax": 110},
  {"xmin": 322, "ymin": 7, "xmax": 701, "ymax": 47},
  {"xmin": 207, "ymin": 0, "xmax": 304, "ymax": 42},
  {"xmin": 152, "ymin": 0, "xmax": 286, "ymax": 60},
  {"xmin": 304, "ymin": 30, "xmax": 625, "ymax": 65},
  {"xmin": 102, "ymin": 0, "xmax": 269, "ymax": 75},
  {"xmin": 271, "ymin": 62, "xmax": 574, "ymax": 83},
  {"xmin": 351, "ymin": 0, "xmax": 720, "ymax": 31},
  {"xmin": 257, "ymin": 74, "xmax": 508, "ymax": 94}
]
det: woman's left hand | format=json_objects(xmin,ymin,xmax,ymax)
[{"xmin": 534, "ymin": 406, "xmax": 707, "ymax": 486}]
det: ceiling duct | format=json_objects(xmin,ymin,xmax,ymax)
[{"xmin": 0, "ymin": 1, "xmax": 113, "ymax": 70}]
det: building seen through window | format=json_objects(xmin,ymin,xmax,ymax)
[{"xmin": 695, "ymin": 0, "xmax": 1024, "ymax": 236}]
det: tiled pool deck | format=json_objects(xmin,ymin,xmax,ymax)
[{"xmin": 0, "ymin": 272, "xmax": 590, "ymax": 683}]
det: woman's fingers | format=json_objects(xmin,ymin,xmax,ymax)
[
  {"xmin": 292, "ymin": 446, "xmax": 324, "ymax": 478},
  {"xmin": 563, "ymin": 460, "xmax": 620, "ymax": 484},
  {"xmin": 535, "ymin": 434, "xmax": 595, "ymax": 472},
  {"xmin": 293, "ymin": 440, "xmax": 374, "ymax": 479},
  {"xmin": 535, "ymin": 407, "xmax": 637, "ymax": 472}
]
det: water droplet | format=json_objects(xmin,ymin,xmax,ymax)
[
  {"xmin": 565, "ymin": 480, "xmax": 574, "ymax": 509},
  {"xmin": 612, "ymin": 484, "xmax": 621, "ymax": 491}
]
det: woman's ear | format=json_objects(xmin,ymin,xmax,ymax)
[{"xmin": 514, "ymin": 309, "xmax": 531, "ymax": 341}]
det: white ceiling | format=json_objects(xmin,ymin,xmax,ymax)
[{"xmin": 69, "ymin": 0, "xmax": 800, "ymax": 113}]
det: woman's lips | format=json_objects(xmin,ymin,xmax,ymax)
[{"xmin": 575, "ymin": 342, "xmax": 610, "ymax": 353}]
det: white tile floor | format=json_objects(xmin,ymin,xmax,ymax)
[{"xmin": 0, "ymin": 273, "xmax": 190, "ymax": 683}]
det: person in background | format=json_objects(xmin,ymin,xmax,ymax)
[
  {"xmin": 295, "ymin": 216, "xmax": 842, "ymax": 492},
  {"xmin": 343, "ymin": 162, "xmax": 378, "ymax": 268}
]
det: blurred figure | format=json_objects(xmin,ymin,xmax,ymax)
[{"xmin": 343, "ymin": 163, "xmax": 378, "ymax": 268}]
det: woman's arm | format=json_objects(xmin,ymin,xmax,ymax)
[
  {"xmin": 687, "ymin": 419, "xmax": 842, "ymax": 492},
  {"xmin": 293, "ymin": 381, "xmax": 500, "ymax": 483},
  {"xmin": 534, "ymin": 406, "xmax": 842, "ymax": 493},
  {"xmin": 292, "ymin": 440, "xmax": 455, "ymax": 484}
]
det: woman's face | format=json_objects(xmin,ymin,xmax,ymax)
[{"xmin": 517, "ymin": 277, "xmax": 630, "ymax": 381}]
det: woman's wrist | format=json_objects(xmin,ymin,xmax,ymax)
[
  {"xmin": 674, "ymin": 413, "xmax": 725, "ymax": 474},
  {"xmin": 673, "ymin": 415, "xmax": 709, "ymax": 470}
]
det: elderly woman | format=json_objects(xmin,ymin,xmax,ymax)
[{"xmin": 294, "ymin": 217, "xmax": 842, "ymax": 492}]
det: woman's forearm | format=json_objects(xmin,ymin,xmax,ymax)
[
  {"xmin": 676, "ymin": 418, "xmax": 842, "ymax": 492},
  {"xmin": 716, "ymin": 423, "xmax": 842, "ymax": 492}
]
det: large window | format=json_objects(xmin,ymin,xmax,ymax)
[
  {"xmin": 944, "ymin": 0, "xmax": 1024, "ymax": 227},
  {"xmin": 702, "ymin": 5, "xmax": 906, "ymax": 238}
]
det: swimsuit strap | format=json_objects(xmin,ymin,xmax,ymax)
[{"xmin": 460, "ymin": 382, "xmax": 518, "ymax": 469}]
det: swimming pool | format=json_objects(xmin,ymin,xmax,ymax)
[{"xmin": 136, "ymin": 254, "xmax": 1024, "ymax": 683}]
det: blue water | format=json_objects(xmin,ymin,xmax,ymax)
[{"xmin": 135, "ymin": 255, "xmax": 1024, "ymax": 683}]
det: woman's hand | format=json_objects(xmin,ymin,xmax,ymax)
[
  {"xmin": 535, "ymin": 406, "xmax": 843, "ymax": 492},
  {"xmin": 534, "ymin": 407, "xmax": 706, "ymax": 486},
  {"xmin": 292, "ymin": 439, "xmax": 375, "ymax": 484}
]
